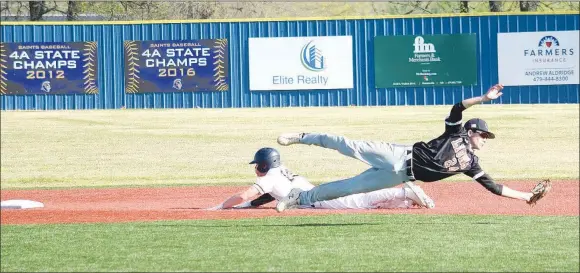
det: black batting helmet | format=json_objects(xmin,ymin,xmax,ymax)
[{"xmin": 249, "ymin": 147, "xmax": 281, "ymax": 173}]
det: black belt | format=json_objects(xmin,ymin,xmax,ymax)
[{"xmin": 405, "ymin": 148, "xmax": 416, "ymax": 182}]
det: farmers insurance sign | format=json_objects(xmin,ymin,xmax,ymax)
[
  {"xmin": 249, "ymin": 36, "xmax": 353, "ymax": 91},
  {"xmin": 498, "ymin": 31, "xmax": 579, "ymax": 86}
]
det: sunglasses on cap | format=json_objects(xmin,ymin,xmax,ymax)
[{"xmin": 472, "ymin": 130, "xmax": 491, "ymax": 139}]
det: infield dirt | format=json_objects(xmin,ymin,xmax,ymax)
[{"xmin": 1, "ymin": 180, "xmax": 578, "ymax": 225}]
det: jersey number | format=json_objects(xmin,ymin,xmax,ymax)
[
  {"xmin": 445, "ymin": 138, "xmax": 471, "ymax": 171},
  {"xmin": 281, "ymin": 168, "xmax": 298, "ymax": 182}
]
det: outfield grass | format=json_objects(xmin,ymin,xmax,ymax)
[
  {"xmin": 1, "ymin": 104, "xmax": 579, "ymax": 272},
  {"xmin": 1, "ymin": 104, "xmax": 578, "ymax": 189},
  {"xmin": 1, "ymin": 214, "xmax": 578, "ymax": 272}
]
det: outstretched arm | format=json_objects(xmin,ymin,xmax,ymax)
[
  {"xmin": 233, "ymin": 194, "xmax": 276, "ymax": 209},
  {"xmin": 462, "ymin": 83, "xmax": 504, "ymax": 109},
  {"xmin": 250, "ymin": 193, "xmax": 276, "ymax": 207},
  {"xmin": 500, "ymin": 186, "xmax": 533, "ymax": 201},
  {"xmin": 206, "ymin": 186, "xmax": 261, "ymax": 210},
  {"xmin": 466, "ymin": 164, "xmax": 532, "ymax": 202},
  {"xmin": 479, "ymin": 174, "xmax": 532, "ymax": 201},
  {"xmin": 445, "ymin": 84, "xmax": 504, "ymax": 133}
]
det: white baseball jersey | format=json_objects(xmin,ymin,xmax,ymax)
[
  {"xmin": 252, "ymin": 166, "xmax": 314, "ymax": 200},
  {"xmin": 252, "ymin": 166, "xmax": 412, "ymax": 209}
]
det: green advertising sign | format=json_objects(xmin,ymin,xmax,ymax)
[{"xmin": 374, "ymin": 34, "xmax": 477, "ymax": 88}]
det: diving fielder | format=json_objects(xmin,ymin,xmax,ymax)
[{"xmin": 275, "ymin": 84, "xmax": 552, "ymax": 212}]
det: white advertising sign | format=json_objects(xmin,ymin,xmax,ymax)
[
  {"xmin": 497, "ymin": 30, "xmax": 579, "ymax": 86},
  {"xmin": 249, "ymin": 36, "xmax": 354, "ymax": 90}
]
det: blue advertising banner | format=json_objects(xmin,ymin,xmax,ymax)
[
  {"xmin": 0, "ymin": 42, "xmax": 99, "ymax": 95},
  {"xmin": 123, "ymin": 39, "xmax": 229, "ymax": 93}
]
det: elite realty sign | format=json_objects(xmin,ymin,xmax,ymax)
[{"xmin": 248, "ymin": 36, "xmax": 354, "ymax": 91}]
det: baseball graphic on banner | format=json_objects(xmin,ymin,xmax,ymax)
[
  {"xmin": 0, "ymin": 41, "xmax": 99, "ymax": 95},
  {"xmin": 123, "ymin": 39, "xmax": 229, "ymax": 93}
]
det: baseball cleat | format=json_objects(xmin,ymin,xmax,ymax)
[
  {"xmin": 403, "ymin": 182, "xmax": 435, "ymax": 209},
  {"xmin": 276, "ymin": 188, "xmax": 303, "ymax": 213},
  {"xmin": 277, "ymin": 133, "xmax": 304, "ymax": 146}
]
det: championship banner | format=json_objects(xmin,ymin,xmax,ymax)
[
  {"xmin": 374, "ymin": 34, "xmax": 477, "ymax": 88},
  {"xmin": 497, "ymin": 30, "xmax": 579, "ymax": 86},
  {"xmin": 0, "ymin": 41, "xmax": 98, "ymax": 95},
  {"xmin": 123, "ymin": 39, "xmax": 229, "ymax": 93},
  {"xmin": 249, "ymin": 36, "xmax": 354, "ymax": 91}
]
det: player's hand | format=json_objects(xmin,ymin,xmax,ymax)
[
  {"xmin": 204, "ymin": 204, "xmax": 223, "ymax": 211},
  {"xmin": 483, "ymin": 84, "xmax": 504, "ymax": 101}
]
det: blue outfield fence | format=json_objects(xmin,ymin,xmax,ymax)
[{"xmin": 1, "ymin": 12, "xmax": 579, "ymax": 110}]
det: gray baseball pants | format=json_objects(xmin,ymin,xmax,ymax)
[{"xmin": 297, "ymin": 133, "xmax": 412, "ymax": 206}]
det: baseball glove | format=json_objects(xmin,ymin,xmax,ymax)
[{"xmin": 527, "ymin": 179, "xmax": 552, "ymax": 207}]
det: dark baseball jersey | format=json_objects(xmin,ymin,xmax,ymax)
[{"xmin": 410, "ymin": 102, "xmax": 503, "ymax": 195}]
